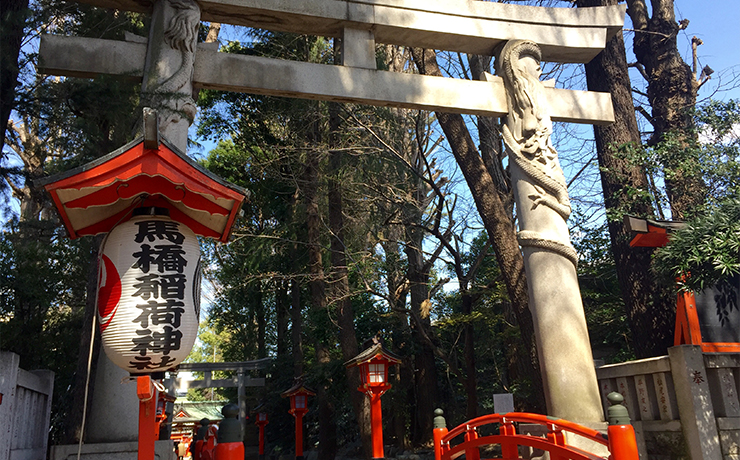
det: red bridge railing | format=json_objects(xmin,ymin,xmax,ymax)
[{"xmin": 433, "ymin": 393, "xmax": 638, "ymax": 460}]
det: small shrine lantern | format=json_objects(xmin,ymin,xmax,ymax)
[
  {"xmin": 345, "ymin": 339, "xmax": 401, "ymax": 395},
  {"xmin": 345, "ymin": 339, "xmax": 401, "ymax": 460},
  {"xmin": 281, "ymin": 382, "xmax": 315, "ymax": 460},
  {"xmin": 254, "ymin": 408, "xmax": 269, "ymax": 459}
]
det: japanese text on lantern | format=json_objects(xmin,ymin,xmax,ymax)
[{"xmin": 129, "ymin": 220, "xmax": 188, "ymax": 371}]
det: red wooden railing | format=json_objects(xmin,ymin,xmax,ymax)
[{"xmin": 433, "ymin": 410, "xmax": 638, "ymax": 460}]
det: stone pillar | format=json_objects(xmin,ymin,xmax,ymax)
[
  {"xmin": 83, "ymin": 0, "xmax": 201, "ymax": 446},
  {"xmin": 497, "ymin": 39, "xmax": 603, "ymax": 424},
  {"xmin": 237, "ymin": 370, "xmax": 247, "ymax": 441},
  {"xmin": 85, "ymin": 353, "xmax": 139, "ymax": 442},
  {"xmin": 668, "ymin": 345, "xmax": 721, "ymax": 460},
  {"xmin": 141, "ymin": 0, "xmax": 201, "ymax": 152}
]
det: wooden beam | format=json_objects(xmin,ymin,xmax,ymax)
[
  {"xmin": 63, "ymin": 0, "xmax": 624, "ymax": 63},
  {"xmin": 39, "ymin": 35, "xmax": 615, "ymax": 124}
]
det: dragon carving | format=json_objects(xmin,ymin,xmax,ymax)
[
  {"xmin": 152, "ymin": 0, "xmax": 200, "ymax": 128},
  {"xmin": 497, "ymin": 39, "xmax": 577, "ymax": 266}
]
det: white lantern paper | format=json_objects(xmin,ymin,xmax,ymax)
[{"xmin": 97, "ymin": 214, "xmax": 201, "ymax": 373}]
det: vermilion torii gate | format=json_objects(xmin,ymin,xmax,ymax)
[{"xmin": 38, "ymin": 0, "xmax": 625, "ymax": 449}]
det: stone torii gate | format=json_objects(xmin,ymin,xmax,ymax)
[
  {"xmin": 39, "ymin": 0, "xmax": 625, "ymax": 451},
  {"xmin": 164, "ymin": 359, "xmax": 270, "ymax": 440}
]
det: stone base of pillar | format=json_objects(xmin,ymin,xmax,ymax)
[
  {"xmin": 564, "ymin": 421, "xmax": 609, "ymax": 457},
  {"xmin": 517, "ymin": 422, "xmax": 609, "ymax": 459},
  {"xmin": 50, "ymin": 440, "xmax": 177, "ymax": 460}
]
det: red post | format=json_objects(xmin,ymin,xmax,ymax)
[
  {"xmin": 255, "ymin": 413, "xmax": 268, "ymax": 459},
  {"xmin": 258, "ymin": 424, "xmax": 266, "ymax": 457},
  {"xmin": 137, "ymin": 376, "xmax": 157, "ymax": 460},
  {"xmin": 370, "ymin": 392, "xmax": 384, "ymax": 459},
  {"xmin": 607, "ymin": 392, "xmax": 640, "ymax": 460},
  {"xmin": 432, "ymin": 409, "xmax": 448, "ymax": 460},
  {"xmin": 215, "ymin": 442, "xmax": 243, "ymax": 460},
  {"xmin": 499, "ymin": 419, "xmax": 517, "ymax": 460},
  {"xmin": 608, "ymin": 424, "xmax": 639, "ymax": 460},
  {"xmin": 295, "ymin": 412, "xmax": 304, "ymax": 460},
  {"xmin": 464, "ymin": 425, "xmax": 480, "ymax": 460},
  {"xmin": 345, "ymin": 342, "xmax": 401, "ymax": 460},
  {"xmin": 216, "ymin": 403, "xmax": 244, "ymax": 460}
]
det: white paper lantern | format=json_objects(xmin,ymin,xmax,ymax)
[{"xmin": 97, "ymin": 213, "xmax": 201, "ymax": 373}]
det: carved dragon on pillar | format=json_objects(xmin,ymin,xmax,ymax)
[
  {"xmin": 497, "ymin": 39, "xmax": 578, "ymax": 267},
  {"xmin": 154, "ymin": 0, "xmax": 200, "ymax": 129}
]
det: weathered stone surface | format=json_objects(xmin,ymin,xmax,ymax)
[
  {"xmin": 64, "ymin": 0, "xmax": 624, "ymax": 62},
  {"xmin": 139, "ymin": 0, "xmax": 200, "ymax": 152},
  {"xmin": 499, "ymin": 39, "xmax": 602, "ymax": 424},
  {"xmin": 85, "ymin": 354, "xmax": 139, "ymax": 443},
  {"xmin": 38, "ymin": 35, "xmax": 146, "ymax": 79},
  {"xmin": 50, "ymin": 440, "xmax": 176, "ymax": 460},
  {"xmin": 721, "ymin": 430, "xmax": 740, "ymax": 456},
  {"xmin": 598, "ymin": 356, "xmax": 671, "ymax": 380},
  {"xmin": 39, "ymin": 35, "xmax": 615, "ymax": 125},
  {"xmin": 669, "ymin": 345, "xmax": 722, "ymax": 460},
  {"xmin": 342, "ymin": 28, "xmax": 376, "ymax": 69}
]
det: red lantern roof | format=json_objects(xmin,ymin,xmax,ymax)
[
  {"xmin": 37, "ymin": 136, "xmax": 247, "ymax": 243},
  {"xmin": 344, "ymin": 342, "xmax": 401, "ymax": 369},
  {"xmin": 281, "ymin": 381, "xmax": 316, "ymax": 399}
]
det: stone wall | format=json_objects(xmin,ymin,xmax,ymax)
[{"xmin": 596, "ymin": 345, "xmax": 740, "ymax": 460}]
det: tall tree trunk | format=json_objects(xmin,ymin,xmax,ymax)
[
  {"xmin": 626, "ymin": 0, "xmax": 703, "ymax": 219},
  {"xmin": 276, "ymin": 278, "xmax": 290, "ymax": 357},
  {"xmin": 327, "ymin": 98, "xmax": 373, "ymax": 458},
  {"xmin": 383, "ymin": 238, "xmax": 412, "ymax": 451},
  {"xmin": 577, "ymin": 0, "xmax": 677, "ymax": 358},
  {"xmin": 304, "ymin": 143, "xmax": 337, "ymax": 459},
  {"xmin": 289, "ymin": 185, "xmax": 305, "ymax": 377},
  {"xmin": 0, "ymin": 0, "xmax": 28, "ymax": 150},
  {"xmin": 411, "ymin": 47, "xmax": 545, "ymax": 413},
  {"xmin": 405, "ymin": 233, "xmax": 438, "ymax": 445},
  {"xmin": 255, "ymin": 282, "xmax": 266, "ymax": 358},
  {"xmin": 291, "ymin": 278, "xmax": 304, "ymax": 377},
  {"xmin": 461, "ymin": 293, "xmax": 478, "ymax": 419}
]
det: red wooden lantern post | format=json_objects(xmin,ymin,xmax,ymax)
[
  {"xmin": 345, "ymin": 340, "xmax": 401, "ymax": 460},
  {"xmin": 255, "ymin": 411, "xmax": 269, "ymax": 459},
  {"xmin": 281, "ymin": 382, "xmax": 315, "ymax": 460}
]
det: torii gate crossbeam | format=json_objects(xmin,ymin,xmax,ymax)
[
  {"xmin": 58, "ymin": 0, "xmax": 624, "ymax": 62},
  {"xmin": 39, "ymin": 34, "xmax": 615, "ymax": 125}
]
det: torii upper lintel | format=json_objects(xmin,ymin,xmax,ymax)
[{"xmin": 66, "ymin": 0, "xmax": 625, "ymax": 63}]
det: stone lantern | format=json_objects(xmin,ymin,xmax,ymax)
[
  {"xmin": 281, "ymin": 381, "xmax": 315, "ymax": 460},
  {"xmin": 345, "ymin": 339, "xmax": 401, "ymax": 459}
]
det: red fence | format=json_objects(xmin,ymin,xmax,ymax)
[{"xmin": 433, "ymin": 410, "xmax": 638, "ymax": 460}]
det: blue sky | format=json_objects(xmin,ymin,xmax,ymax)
[{"xmin": 659, "ymin": 0, "xmax": 740, "ymax": 101}]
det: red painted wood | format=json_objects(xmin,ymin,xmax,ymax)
[
  {"xmin": 370, "ymin": 393, "xmax": 384, "ymax": 458},
  {"xmin": 608, "ymin": 424, "xmax": 639, "ymax": 460},
  {"xmin": 137, "ymin": 377, "xmax": 157, "ymax": 460}
]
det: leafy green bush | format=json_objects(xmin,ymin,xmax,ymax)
[{"xmin": 654, "ymin": 195, "xmax": 740, "ymax": 292}]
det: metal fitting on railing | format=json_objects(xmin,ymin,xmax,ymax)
[{"xmin": 606, "ymin": 392, "xmax": 639, "ymax": 460}]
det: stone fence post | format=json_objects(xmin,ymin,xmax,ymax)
[{"xmin": 668, "ymin": 345, "xmax": 721, "ymax": 460}]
